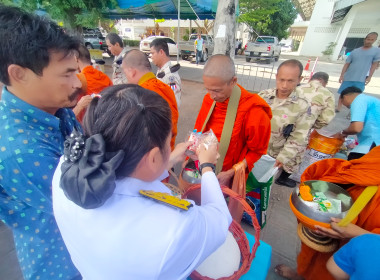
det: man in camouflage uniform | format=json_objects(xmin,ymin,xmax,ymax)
[
  {"xmin": 299, "ymin": 72, "xmax": 335, "ymax": 130},
  {"xmin": 150, "ymin": 38, "xmax": 182, "ymax": 107},
  {"xmin": 259, "ymin": 59, "xmax": 312, "ymax": 188},
  {"xmin": 106, "ymin": 33, "xmax": 128, "ymax": 85}
]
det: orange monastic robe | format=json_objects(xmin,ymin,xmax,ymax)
[
  {"xmin": 139, "ymin": 72, "xmax": 178, "ymax": 150},
  {"xmin": 297, "ymin": 146, "xmax": 380, "ymax": 280},
  {"xmin": 76, "ymin": 65, "xmax": 113, "ymax": 122},
  {"xmin": 194, "ymin": 85, "xmax": 272, "ymax": 172}
]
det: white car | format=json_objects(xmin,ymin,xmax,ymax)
[
  {"xmin": 139, "ymin": 36, "xmax": 178, "ymax": 56},
  {"xmin": 281, "ymin": 45, "xmax": 292, "ymax": 53}
]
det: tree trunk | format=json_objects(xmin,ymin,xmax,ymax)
[{"xmin": 212, "ymin": 0, "xmax": 237, "ymax": 59}]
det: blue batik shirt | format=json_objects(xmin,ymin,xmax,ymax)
[{"xmin": 0, "ymin": 87, "xmax": 81, "ymax": 280}]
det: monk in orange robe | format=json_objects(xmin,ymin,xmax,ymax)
[
  {"xmin": 275, "ymin": 146, "xmax": 380, "ymax": 280},
  {"xmin": 194, "ymin": 55, "xmax": 272, "ymax": 186},
  {"xmin": 73, "ymin": 45, "xmax": 112, "ymax": 122},
  {"xmin": 121, "ymin": 50, "xmax": 178, "ymax": 150}
]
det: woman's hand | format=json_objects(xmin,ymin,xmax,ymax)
[
  {"xmin": 168, "ymin": 141, "xmax": 193, "ymax": 168},
  {"xmin": 197, "ymin": 143, "xmax": 219, "ymax": 165},
  {"xmin": 314, "ymin": 217, "xmax": 370, "ymax": 239}
]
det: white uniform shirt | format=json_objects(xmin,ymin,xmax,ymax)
[
  {"xmin": 156, "ymin": 61, "xmax": 182, "ymax": 107},
  {"xmin": 52, "ymin": 160, "xmax": 232, "ymax": 280}
]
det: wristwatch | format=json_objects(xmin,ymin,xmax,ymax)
[{"xmin": 199, "ymin": 162, "xmax": 216, "ymax": 175}]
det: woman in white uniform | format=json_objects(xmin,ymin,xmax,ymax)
[{"xmin": 52, "ymin": 84, "xmax": 232, "ymax": 280}]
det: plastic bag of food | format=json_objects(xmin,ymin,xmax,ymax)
[{"xmin": 185, "ymin": 129, "xmax": 218, "ymax": 156}]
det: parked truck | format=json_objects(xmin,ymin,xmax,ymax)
[
  {"xmin": 178, "ymin": 34, "xmax": 214, "ymax": 62},
  {"xmin": 245, "ymin": 36, "xmax": 281, "ymax": 63}
]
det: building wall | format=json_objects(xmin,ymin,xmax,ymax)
[
  {"xmin": 299, "ymin": 0, "xmax": 380, "ymax": 59},
  {"xmin": 116, "ymin": 19, "xmax": 213, "ymax": 41}
]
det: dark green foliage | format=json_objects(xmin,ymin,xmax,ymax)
[
  {"xmin": 0, "ymin": 0, "xmax": 118, "ymax": 31},
  {"xmin": 123, "ymin": 39, "xmax": 140, "ymax": 47},
  {"xmin": 239, "ymin": 0, "xmax": 298, "ymax": 41}
]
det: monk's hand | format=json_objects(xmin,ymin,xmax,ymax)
[
  {"xmin": 217, "ymin": 169, "xmax": 235, "ymax": 187},
  {"xmin": 314, "ymin": 218, "xmax": 370, "ymax": 239},
  {"xmin": 169, "ymin": 141, "xmax": 193, "ymax": 168}
]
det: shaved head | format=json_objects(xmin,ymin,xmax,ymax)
[
  {"xmin": 122, "ymin": 49, "xmax": 152, "ymax": 72},
  {"xmin": 203, "ymin": 54, "xmax": 236, "ymax": 83}
]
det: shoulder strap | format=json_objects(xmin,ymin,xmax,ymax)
[
  {"xmin": 200, "ymin": 86, "xmax": 242, "ymax": 174},
  {"xmin": 201, "ymin": 101, "xmax": 216, "ymax": 133},
  {"xmin": 216, "ymin": 85, "xmax": 241, "ymax": 174},
  {"xmin": 338, "ymin": 185, "xmax": 378, "ymax": 227}
]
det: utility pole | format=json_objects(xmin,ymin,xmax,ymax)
[{"xmin": 212, "ymin": 0, "xmax": 237, "ymax": 58}]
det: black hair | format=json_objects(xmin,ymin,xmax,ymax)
[
  {"xmin": 340, "ymin": 86, "xmax": 362, "ymax": 99},
  {"xmin": 150, "ymin": 38, "xmax": 169, "ymax": 57},
  {"xmin": 83, "ymin": 84, "xmax": 172, "ymax": 179},
  {"xmin": 77, "ymin": 44, "xmax": 92, "ymax": 64},
  {"xmin": 0, "ymin": 5, "xmax": 80, "ymax": 85},
  {"xmin": 366, "ymin": 32, "xmax": 378, "ymax": 39},
  {"xmin": 310, "ymin": 72, "xmax": 329, "ymax": 84},
  {"xmin": 277, "ymin": 59, "xmax": 303, "ymax": 77},
  {"xmin": 106, "ymin": 33, "xmax": 124, "ymax": 48}
]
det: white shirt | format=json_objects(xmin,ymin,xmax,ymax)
[
  {"xmin": 52, "ymin": 159, "xmax": 232, "ymax": 280},
  {"xmin": 156, "ymin": 60, "xmax": 182, "ymax": 107}
]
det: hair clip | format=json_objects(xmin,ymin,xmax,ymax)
[{"xmin": 63, "ymin": 128, "xmax": 85, "ymax": 163}]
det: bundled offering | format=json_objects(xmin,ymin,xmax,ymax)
[
  {"xmin": 182, "ymin": 129, "xmax": 219, "ymax": 183},
  {"xmin": 185, "ymin": 129, "xmax": 219, "ymax": 156},
  {"xmin": 339, "ymin": 137, "xmax": 358, "ymax": 156},
  {"xmin": 242, "ymin": 154, "xmax": 278, "ymax": 229},
  {"xmin": 298, "ymin": 182, "xmax": 351, "ymax": 215}
]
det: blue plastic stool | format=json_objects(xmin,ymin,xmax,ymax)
[{"xmin": 240, "ymin": 232, "xmax": 272, "ymax": 280}]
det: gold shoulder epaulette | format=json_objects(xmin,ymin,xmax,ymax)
[{"xmin": 139, "ymin": 190, "xmax": 193, "ymax": 211}]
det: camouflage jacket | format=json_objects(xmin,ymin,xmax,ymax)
[
  {"xmin": 298, "ymin": 80, "xmax": 335, "ymax": 130},
  {"xmin": 156, "ymin": 60, "xmax": 182, "ymax": 107},
  {"xmin": 112, "ymin": 48, "xmax": 128, "ymax": 85},
  {"xmin": 258, "ymin": 87, "xmax": 312, "ymax": 173}
]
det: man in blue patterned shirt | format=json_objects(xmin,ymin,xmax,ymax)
[{"xmin": 0, "ymin": 5, "xmax": 82, "ymax": 280}]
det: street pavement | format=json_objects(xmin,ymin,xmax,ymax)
[{"xmin": 0, "ymin": 52, "xmax": 378, "ymax": 280}]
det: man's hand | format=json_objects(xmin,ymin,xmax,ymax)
[
  {"xmin": 338, "ymin": 76, "xmax": 343, "ymax": 83},
  {"xmin": 314, "ymin": 217, "xmax": 370, "ymax": 239},
  {"xmin": 332, "ymin": 131, "xmax": 346, "ymax": 141},
  {"xmin": 216, "ymin": 169, "xmax": 235, "ymax": 187},
  {"xmin": 274, "ymin": 159, "xmax": 283, "ymax": 169},
  {"xmin": 365, "ymin": 76, "xmax": 371, "ymax": 85}
]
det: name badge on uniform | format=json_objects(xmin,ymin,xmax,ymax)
[{"xmin": 139, "ymin": 190, "xmax": 193, "ymax": 211}]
